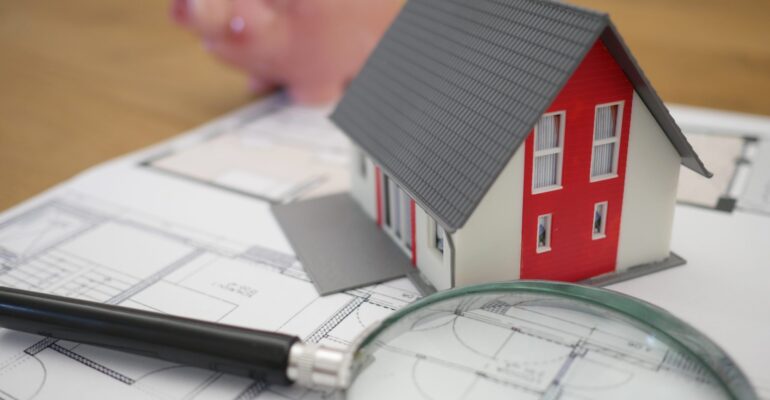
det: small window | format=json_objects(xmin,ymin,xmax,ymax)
[
  {"xmin": 591, "ymin": 103, "xmax": 622, "ymax": 179},
  {"xmin": 433, "ymin": 219, "xmax": 445, "ymax": 254},
  {"xmin": 383, "ymin": 175, "xmax": 391, "ymax": 227},
  {"xmin": 402, "ymin": 191, "xmax": 412, "ymax": 248},
  {"xmin": 381, "ymin": 173, "xmax": 414, "ymax": 252},
  {"xmin": 358, "ymin": 152, "xmax": 367, "ymax": 177},
  {"xmin": 392, "ymin": 183, "xmax": 402, "ymax": 238},
  {"xmin": 593, "ymin": 202, "xmax": 607, "ymax": 239},
  {"xmin": 533, "ymin": 112, "xmax": 565, "ymax": 192},
  {"xmin": 536, "ymin": 214, "xmax": 552, "ymax": 253}
]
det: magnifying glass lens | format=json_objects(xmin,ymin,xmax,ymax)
[{"xmin": 346, "ymin": 288, "xmax": 731, "ymax": 399}]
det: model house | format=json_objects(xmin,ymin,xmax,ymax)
[{"xmin": 330, "ymin": 0, "xmax": 711, "ymax": 290}]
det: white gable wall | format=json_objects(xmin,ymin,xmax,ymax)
[
  {"xmin": 616, "ymin": 92, "xmax": 681, "ymax": 270},
  {"xmin": 351, "ymin": 145, "xmax": 452, "ymax": 290},
  {"xmin": 451, "ymin": 146, "xmax": 525, "ymax": 287},
  {"xmin": 415, "ymin": 206, "xmax": 453, "ymax": 290}
]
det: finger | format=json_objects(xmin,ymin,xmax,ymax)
[
  {"xmin": 228, "ymin": 0, "xmax": 279, "ymax": 41},
  {"xmin": 186, "ymin": 0, "xmax": 232, "ymax": 37},
  {"xmin": 248, "ymin": 76, "xmax": 279, "ymax": 94},
  {"xmin": 202, "ymin": 37, "xmax": 254, "ymax": 69}
]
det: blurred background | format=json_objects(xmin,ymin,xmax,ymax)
[{"xmin": 0, "ymin": 0, "xmax": 768, "ymax": 210}]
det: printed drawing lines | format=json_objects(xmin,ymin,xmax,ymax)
[
  {"xmin": 306, "ymin": 296, "xmax": 367, "ymax": 344},
  {"xmin": 362, "ymin": 302, "xmax": 726, "ymax": 400},
  {"xmin": 105, "ymin": 249, "xmax": 204, "ymax": 306},
  {"xmin": 0, "ymin": 201, "xmax": 100, "ymax": 267},
  {"xmin": 49, "ymin": 344, "xmax": 135, "ymax": 385},
  {"xmin": 0, "ymin": 199, "xmax": 247, "ymax": 399},
  {"xmin": 0, "ymin": 194, "xmax": 420, "ymax": 400}
]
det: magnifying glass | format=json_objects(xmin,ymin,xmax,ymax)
[{"xmin": 0, "ymin": 281, "xmax": 758, "ymax": 399}]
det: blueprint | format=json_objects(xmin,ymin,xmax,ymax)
[
  {"xmin": 149, "ymin": 101, "xmax": 349, "ymax": 203},
  {"xmin": 0, "ymin": 105, "xmax": 421, "ymax": 400},
  {"xmin": 671, "ymin": 104, "xmax": 770, "ymax": 215},
  {"xmin": 149, "ymin": 96, "xmax": 770, "ymax": 214},
  {"xmin": 349, "ymin": 295, "xmax": 727, "ymax": 399},
  {"xmin": 0, "ymin": 191, "xmax": 419, "ymax": 400},
  {"xmin": 0, "ymin": 96, "xmax": 768, "ymax": 399}
]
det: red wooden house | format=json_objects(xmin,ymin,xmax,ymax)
[{"xmin": 331, "ymin": 0, "xmax": 710, "ymax": 290}]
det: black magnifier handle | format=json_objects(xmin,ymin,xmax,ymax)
[{"xmin": 0, "ymin": 287, "xmax": 348, "ymax": 388}]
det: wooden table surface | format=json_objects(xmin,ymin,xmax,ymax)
[{"xmin": 1, "ymin": 0, "xmax": 769, "ymax": 211}]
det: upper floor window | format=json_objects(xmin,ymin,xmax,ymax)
[
  {"xmin": 591, "ymin": 103, "xmax": 623, "ymax": 180},
  {"xmin": 533, "ymin": 112, "xmax": 565, "ymax": 192}
]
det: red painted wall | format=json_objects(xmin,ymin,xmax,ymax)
[{"xmin": 520, "ymin": 40, "xmax": 634, "ymax": 281}]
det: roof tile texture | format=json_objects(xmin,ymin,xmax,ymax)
[{"xmin": 333, "ymin": 0, "xmax": 606, "ymax": 230}]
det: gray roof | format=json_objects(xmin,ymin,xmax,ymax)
[{"xmin": 331, "ymin": 0, "xmax": 711, "ymax": 232}]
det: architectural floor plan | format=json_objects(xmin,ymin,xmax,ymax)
[
  {"xmin": 672, "ymin": 104, "xmax": 770, "ymax": 215},
  {"xmin": 147, "ymin": 97, "xmax": 770, "ymax": 216},
  {"xmin": 0, "ymin": 192, "xmax": 419, "ymax": 400},
  {"xmin": 350, "ymin": 296, "xmax": 726, "ymax": 399},
  {"xmin": 149, "ymin": 99, "xmax": 349, "ymax": 203},
  {"xmin": 0, "ymin": 97, "xmax": 767, "ymax": 399}
]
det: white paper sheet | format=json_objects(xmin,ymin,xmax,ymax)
[
  {"xmin": 0, "ymin": 97, "xmax": 768, "ymax": 399},
  {"xmin": 0, "ymin": 105, "xmax": 420, "ymax": 400},
  {"xmin": 149, "ymin": 99, "xmax": 349, "ymax": 203}
]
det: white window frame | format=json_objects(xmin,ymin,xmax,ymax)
[
  {"xmin": 532, "ymin": 111, "xmax": 566, "ymax": 194},
  {"xmin": 381, "ymin": 173, "xmax": 413, "ymax": 256},
  {"xmin": 536, "ymin": 214, "xmax": 552, "ymax": 253},
  {"xmin": 590, "ymin": 101, "xmax": 624, "ymax": 182},
  {"xmin": 592, "ymin": 201, "xmax": 608, "ymax": 240}
]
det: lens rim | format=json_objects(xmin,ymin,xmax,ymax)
[{"xmin": 354, "ymin": 280, "xmax": 756, "ymax": 400}]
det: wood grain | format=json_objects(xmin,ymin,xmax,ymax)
[{"xmin": 1, "ymin": 0, "xmax": 768, "ymax": 210}]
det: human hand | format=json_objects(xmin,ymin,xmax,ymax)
[{"xmin": 171, "ymin": 0, "xmax": 402, "ymax": 104}]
